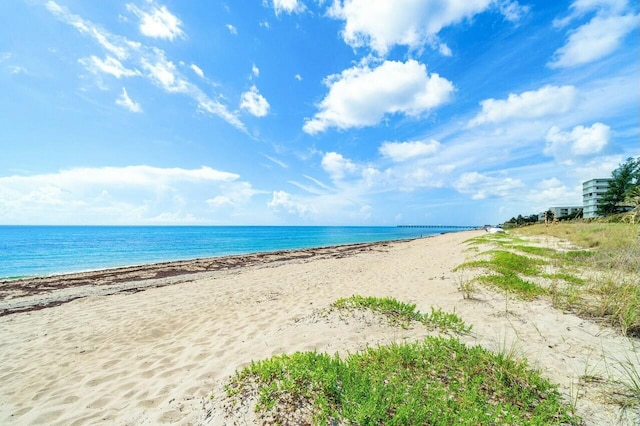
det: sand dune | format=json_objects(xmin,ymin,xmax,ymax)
[{"xmin": 0, "ymin": 230, "xmax": 638, "ymax": 425}]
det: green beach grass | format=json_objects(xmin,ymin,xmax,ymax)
[
  {"xmin": 222, "ymin": 297, "xmax": 580, "ymax": 425},
  {"xmin": 332, "ymin": 295, "xmax": 471, "ymax": 334},
  {"xmin": 225, "ymin": 336, "xmax": 580, "ymax": 425},
  {"xmin": 459, "ymin": 222, "xmax": 639, "ymax": 337}
]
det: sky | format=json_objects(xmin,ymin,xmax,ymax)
[{"xmin": 0, "ymin": 0, "xmax": 638, "ymax": 226}]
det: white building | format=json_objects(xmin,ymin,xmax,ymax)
[
  {"xmin": 582, "ymin": 178, "xmax": 612, "ymax": 218},
  {"xmin": 538, "ymin": 206, "xmax": 583, "ymax": 221}
]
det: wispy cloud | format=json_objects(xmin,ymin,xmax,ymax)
[
  {"xmin": 45, "ymin": 1, "xmax": 246, "ymax": 131},
  {"xmin": 226, "ymin": 24, "xmax": 238, "ymax": 35},
  {"xmin": 263, "ymin": 154, "xmax": 288, "ymax": 168},
  {"xmin": 190, "ymin": 63, "xmax": 204, "ymax": 78},
  {"xmin": 79, "ymin": 55, "xmax": 141, "ymax": 78},
  {"xmin": 116, "ymin": 87, "xmax": 142, "ymax": 112},
  {"xmin": 549, "ymin": 0, "xmax": 638, "ymax": 68}
]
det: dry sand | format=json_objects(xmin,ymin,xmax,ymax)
[{"xmin": 0, "ymin": 230, "xmax": 638, "ymax": 425}]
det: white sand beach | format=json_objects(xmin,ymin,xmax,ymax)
[{"xmin": 0, "ymin": 230, "xmax": 638, "ymax": 425}]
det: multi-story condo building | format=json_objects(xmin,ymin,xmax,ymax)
[
  {"xmin": 582, "ymin": 178, "xmax": 612, "ymax": 218},
  {"xmin": 551, "ymin": 206, "xmax": 582, "ymax": 218},
  {"xmin": 538, "ymin": 206, "xmax": 583, "ymax": 221}
]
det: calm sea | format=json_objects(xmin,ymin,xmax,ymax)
[{"xmin": 0, "ymin": 226, "xmax": 473, "ymax": 279}]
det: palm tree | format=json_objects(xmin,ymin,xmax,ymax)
[{"xmin": 621, "ymin": 186, "xmax": 640, "ymax": 224}]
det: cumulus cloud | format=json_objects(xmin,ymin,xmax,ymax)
[
  {"xmin": 525, "ymin": 178, "xmax": 581, "ymax": 207},
  {"xmin": 468, "ymin": 85, "xmax": 577, "ymax": 126},
  {"xmin": 79, "ymin": 55, "xmax": 141, "ymax": 78},
  {"xmin": 379, "ymin": 139, "xmax": 440, "ymax": 162},
  {"xmin": 453, "ymin": 172, "xmax": 524, "ymax": 200},
  {"xmin": 303, "ymin": 59, "xmax": 454, "ymax": 134},
  {"xmin": 240, "ymin": 85, "xmax": 270, "ymax": 117},
  {"xmin": 252, "ymin": 64, "xmax": 260, "ymax": 77},
  {"xmin": 544, "ymin": 122, "xmax": 611, "ymax": 157},
  {"xmin": 549, "ymin": 0, "xmax": 638, "ymax": 68},
  {"xmin": 272, "ymin": 0, "xmax": 305, "ymax": 15},
  {"xmin": 327, "ymin": 0, "xmax": 526, "ymax": 55},
  {"xmin": 321, "ymin": 152, "xmax": 358, "ymax": 181},
  {"xmin": 126, "ymin": 3, "xmax": 185, "ymax": 41},
  {"xmin": 116, "ymin": 87, "xmax": 142, "ymax": 112},
  {"xmin": 206, "ymin": 182, "xmax": 263, "ymax": 207},
  {"xmin": 268, "ymin": 191, "xmax": 316, "ymax": 218},
  {"xmin": 0, "ymin": 166, "xmax": 246, "ymax": 224}
]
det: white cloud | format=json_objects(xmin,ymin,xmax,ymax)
[
  {"xmin": 206, "ymin": 182, "xmax": 263, "ymax": 207},
  {"xmin": 268, "ymin": 191, "xmax": 316, "ymax": 218},
  {"xmin": 327, "ymin": 0, "xmax": 525, "ymax": 55},
  {"xmin": 141, "ymin": 54, "xmax": 189, "ymax": 93},
  {"xmin": 321, "ymin": 152, "xmax": 359, "ymax": 181},
  {"xmin": 252, "ymin": 64, "xmax": 260, "ymax": 77},
  {"xmin": 545, "ymin": 122, "xmax": 611, "ymax": 157},
  {"xmin": 469, "ymin": 85, "xmax": 578, "ymax": 126},
  {"xmin": 438, "ymin": 43, "xmax": 452, "ymax": 56},
  {"xmin": 226, "ymin": 24, "xmax": 238, "ymax": 35},
  {"xmin": 554, "ymin": 0, "xmax": 630, "ymax": 28},
  {"xmin": 126, "ymin": 3, "xmax": 185, "ymax": 41},
  {"xmin": 0, "ymin": 166, "xmax": 246, "ymax": 224},
  {"xmin": 303, "ymin": 59, "xmax": 454, "ymax": 134},
  {"xmin": 294, "ymin": 74, "xmax": 302, "ymax": 81},
  {"xmin": 454, "ymin": 172, "xmax": 524, "ymax": 200},
  {"xmin": 263, "ymin": 154, "xmax": 288, "ymax": 168},
  {"xmin": 525, "ymin": 178, "xmax": 581, "ymax": 207},
  {"xmin": 548, "ymin": 13, "xmax": 638, "ymax": 68},
  {"xmin": 240, "ymin": 85, "xmax": 270, "ymax": 117},
  {"xmin": 47, "ymin": 1, "xmax": 130, "ymax": 60},
  {"xmin": 79, "ymin": 55, "xmax": 141, "ymax": 78},
  {"xmin": 190, "ymin": 63, "xmax": 204, "ymax": 78},
  {"xmin": 498, "ymin": 0, "xmax": 530, "ymax": 22},
  {"xmin": 46, "ymin": 2, "xmax": 246, "ymax": 131},
  {"xmin": 116, "ymin": 87, "xmax": 142, "ymax": 112},
  {"xmin": 379, "ymin": 139, "xmax": 440, "ymax": 162},
  {"xmin": 272, "ymin": 0, "xmax": 305, "ymax": 15}
]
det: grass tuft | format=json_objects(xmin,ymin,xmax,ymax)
[
  {"xmin": 332, "ymin": 295, "xmax": 471, "ymax": 334},
  {"xmin": 225, "ymin": 337, "xmax": 582, "ymax": 425}
]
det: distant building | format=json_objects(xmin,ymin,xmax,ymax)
[
  {"xmin": 550, "ymin": 206, "xmax": 582, "ymax": 218},
  {"xmin": 582, "ymin": 178, "xmax": 612, "ymax": 218},
  {"xmin": 538, "ymin": 206, "xmax": 583, "ymax": 222}
]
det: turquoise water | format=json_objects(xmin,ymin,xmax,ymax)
[{"xmin": 0, "ymin": 226, "xmax": 474, "ymax": 279}]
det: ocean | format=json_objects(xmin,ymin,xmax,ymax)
[{"xmin": 0, "ymin": 226, "xmax": 474, "ymax": 279}]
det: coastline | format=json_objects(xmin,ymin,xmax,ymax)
[
  {"xmin": 0, "ymin": 229, "xmax": 637, "ymax": 425},
  {"xmin": 0, "ymin": 236, "xmax": 434, "ymax": 317}
]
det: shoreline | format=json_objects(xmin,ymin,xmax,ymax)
[
  {"xmin": 0, "ymin": 235, "xmax": 438, "ymax": 317},
  {"xmin": 1, "ymin": 229, "xmax": 637, "ymax": 425}
]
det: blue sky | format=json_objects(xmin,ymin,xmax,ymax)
[{"xmin": 0, "ymin": 0, "xmax": 638, "ymax": 225}]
